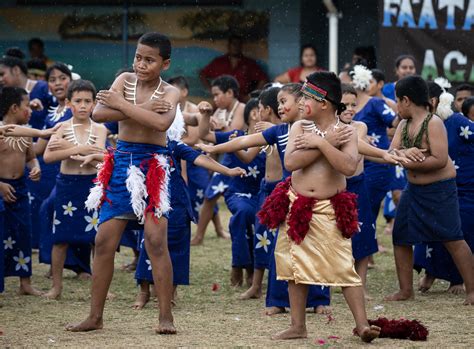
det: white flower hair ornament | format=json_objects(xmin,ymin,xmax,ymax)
[
  {"xmin": 350, "ymin": 65, "xmax": 373, "ymax": 91},
  {"xmin": 66, "ymin": 64, "xmax": 81, "ymax": 80},
  {"xmin": 434, "ymin": 77, "xmax": 454, "ymax": 120}
]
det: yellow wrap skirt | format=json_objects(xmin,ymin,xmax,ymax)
[{"xmin": 274, "ymin": 188, "xmax": 362, "ymax": 287}]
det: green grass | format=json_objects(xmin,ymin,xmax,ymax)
[{"xmin": 1, "ymin": 203, "xmax": 473, "ymax": 348}]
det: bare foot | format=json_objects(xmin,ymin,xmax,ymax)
[
  {"xmin": 43, "ymin": 288, "xmax": 61, "ymax": 300},
  {"xmin": 216, "ymin": 229, "xmax": 231, "ymax": 240},
  {"xmin": 418, "ymin": 274, "xmax": 435, "ymax": 293},
  {"xmin": 358, "ymin": 325, "xmax": 381, "ymax": 343},
  {"xmin": 190, "ymin": 235, "xmax": 203, "ymax": 246},
  {"xmin": 239, "ymin": 286, "xmax": 262, "ymax": 300},
  {"xmin": 265, "ymin": 306, "xmax": 286, "ymax": 316},
  {"xmin": 230, "ymin": 268, "xmax": 243, "ymax": 287},
  {"xmin": 378, "ymin": 244, "xmax": 388, "ymax": 253},
  {"xmin": 463, "ymin": 292, "xmax": 474, "ymax": 305},
  {"xmin": 364, "ymin": 291, "xmax": 373, "ymax": 301},
  {"xmin": 18, "ymin": 284, "xmax": 42, "ymax": 296},
  {"xmin": 76, "ymin": 272, "xmax": 92, "ymax": 281},
  {"xmin": 65, "ymin": 317, "xmax": 103, "ymax": 332},
  {"xmin": 384, "ymin": 290, "xmax": 414, "ymax": 301},
  {"xmin": 132, "ymin": 291, "xmax": 150, "ymax": 310},
  {"xmin": 155, "ymin": 319, "xmax": 177, "ymax": 335},
  {"xmin": 313, "ymin": 305, "xmax": 332, "ymax": 314},
  {"xmin": 106, "ymin": 292, "xmax": 116, "ymax": 301},
  {"xmin": 271, "ymin": 325, "xmax": 307, "ymax": 340},
  {"xmin": 447, "ymin": 283, "xmax": 465, "ymax": 295}
]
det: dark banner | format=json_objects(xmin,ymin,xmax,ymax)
[{"xmin": 378, "ymin": 0, "xmax": 474, "ymax": 83}]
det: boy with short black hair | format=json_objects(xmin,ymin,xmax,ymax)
[
  {"xmin": 261, "ymin": 72, "xmax": 380, "ymax": 342},
  {"xmin": 66, "ymin": 32, "xmax": 180, "ymax": 334},
  {"xmin": 0, "ymin": 87, "xmax": 41, "ymax": 296},
  {"xmin": 42, "ymin": 79, "xmax": 107, "ymax": 299},
  {"xmin": 453, "ymin": 83, "xmax": 474, "ymax": 113}
]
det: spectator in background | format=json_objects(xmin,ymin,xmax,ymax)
[
  {"xmin": 381, "ymin": 54, "xmax": 416, "ymax": 101},
  {"xmin": 4, "ymin": 47, "xmax": 26, "ymax": 60},
  {"xmin": 28, "ymin": 38, "xmax": 54, "ymax": 67},
  {"xmin": 274, "ymin": 44, "xmax": 324, "ymax": 84},
  {"xmin": 27, "ymin": 58, "xmax": 47, "ymax": 81},
  {"xmin": 351, "ymin": 46, "xmax": 376, "ymax": 69},
  {"xmin": 453, "ymin": 83, "xmax": 474, "ymax": 113},
  {"xmin": 200, "ymin": 35, "xmax": 268, "ymax": 102},
  {"xmin": 462, "ymin": 97, "xmax": 474, "ymax": 121}
]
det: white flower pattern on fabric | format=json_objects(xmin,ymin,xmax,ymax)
[
  {"xmin": 383, "ymin": 104, "xmax": 395, "ymax": 117},
  {"xmin": 426, "ymin": 246, "xmax": 433, "ymax": 258},
  {"xmin": 13, "ymin": 251, "xmax": 30, "ymax": 272},
  {"xmin": 395, "ymin": 165, "xmax": 405, "ymax": 179},
  {"xmin": 255, "ymin": 230, "xmax": 271, "ymax": 253},
  {"xmin": 62, "ymin": 201, "xmax": 77, "ymax": 217},
  {"xmin": 246, "ymin": 165, "xmax": 260, "ymax": 179},
  {"xmin": 52, "ymin": 211, "xmax": 61, "ymax": 234},
  {"xmin": 370, "ymin": 133, "xmax": 381, "ymax": 144},
  {"xmin": 84, "ymin": 210, "xmax": 99, "ymax": 232},
  {"xmin": 211, "ymin": 181, "xmax": 228, "ymax": 195},
  {"xmin": 452, "ymin": 160, "xmax": 459, "ymax": 170},
  {"xmin": 4, "ymin": 236, "xmax": 16, "ymax": 250},
  {"xmin": 196, "ymin": 189, "xmax": 204, "ymax": 199},
  {"xmin": 459, "ymin": 126, "xmax": 472, "ymax": 139},
  {"xmin": 146, "ymin": 259, "xmax": 152, "ymax": 271},
  {"xmin": 27, "ymin": 192, "xmax": 34, "ymax": 204},
  {"xmin": 194, "ymin": 201, "xmax": 203, "ymax": 213}
]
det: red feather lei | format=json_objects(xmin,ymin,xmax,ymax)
[
  {"xmin": 287, "ymin": 195, "xmax": 316, "ymax": 244},
  {"xmin": 330, "ymin": 191, "xmax": 359, "ymax": 238},
  {"xmin": 144, "ymin": 155, "xmax": 167, "ymax": 221},
  {"xmin": 257, "ymin": 177, "xmax": 291, "ymax": 229},
  {"xmin": 354, "ymin": 317, "xmax": 429, "ymax": 341},
  {"xmin": 95, "ymin": 150, "xmax": 114, "ymax": 207}
]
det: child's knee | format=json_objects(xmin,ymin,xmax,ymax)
[
  {"xmin": 144, "ymin": 232, "xmax": 167, "ymax": 255},
  {"xmin": 94, "ymin": 234, "xmax": 116, "ymax": 256}
]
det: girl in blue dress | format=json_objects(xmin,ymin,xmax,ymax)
[{"xmin": 381, "ymin": 55, "xmax": 416, "ymax": 101}]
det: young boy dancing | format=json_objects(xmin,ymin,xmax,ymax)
[
  {"xmin": 260, "ymin": 72, "xmax": 380, "ymax": 342},
  {"xmin": 43, "ymin": 79, "xmax": 107, "ymax": 299},
  {"xmin": 66, "ymin": 32, "xmax": 180, "ymax": 334},
  {"xmin": 385, "ymin": 75, "xmax": 474, "ymax": 305}
]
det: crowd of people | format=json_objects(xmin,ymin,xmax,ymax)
[{"xmin": 0, "ymin": 32, "xmax": 473, "ymax": 342}]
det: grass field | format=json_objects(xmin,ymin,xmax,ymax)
[{"xmin": 1, "ymin": 203, "xmax": 473, "ymax": 348}]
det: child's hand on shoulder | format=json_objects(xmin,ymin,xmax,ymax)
[
  {"xmin": 96, "ymin": 90, "xmax": 125, "ymax": 110},
  {"xmin": 30, "ymin": 98, "xmax": 44, "ymax": 111},
  {"xmin": 195, "ymin": 143, "xmax": 215, "ymax": 154},
  {"xmin": 294, "ymin": 133, "xmax": 323, "ymax": 149},
  {"xmin": 227, "ymin": 167, "xmax": 247, "ymax": 177},
  {"xmin": 255, "ymin": 121, "xmax": 273, "ymax": 133},
  {"xmin": 198, "ymin": 101, "xmax": 213, "ymax": 117},
  {"xmin": 0, "ymin": 182, "xmax": 16, "ymax": 203},
  {"xmin": 325, "ymin": 125, "xmax": 353, "ymax": 148},
  {"xmin": 47, "ymin": 137, "xmax": 72, "ymax": 151},
  {"xmin": 28, "ymin": 167, "xmax": 41, "ymax": 182},
  {"xmin": 40, "ymin": 124, "xmax": 61, "ymax": 139}
]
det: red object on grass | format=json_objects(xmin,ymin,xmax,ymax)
[
  {"xmin": 211, "ymin": 283, "xmax": 220, "ymax": 292},
  {"xmin": 354, "ymin": 317, "xmax": 429, "ymax": 341}
]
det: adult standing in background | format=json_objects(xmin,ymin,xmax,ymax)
[
  {"xmin": 28, "ymin": 38, "xmax": 54, "ymax": 67},
  {"xmin": 200, "ymin": 35, "xmax": 268, "ymax": 102},
  {"xmin": 274, "ymin": 44, "xmax": 324, "ymax": 84},
  {"xmin": 381, "ymin": 54, "xmax": 416, "ymax": 101}
]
